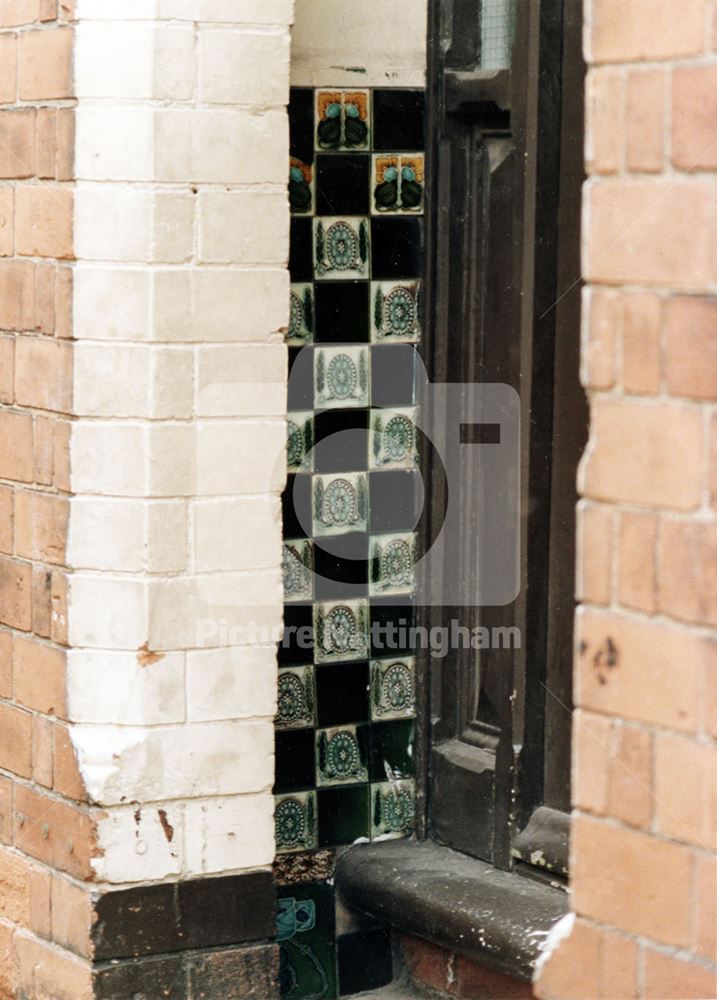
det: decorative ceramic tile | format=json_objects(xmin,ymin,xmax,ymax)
[
  {"xmin": 287, "ymin": 413, "xmax": 314, "ymax": 473},
  {"xmin": 283, "ymin": 540, "xmax": 314, "ymax": 603},
  {"xmin": 370, "ymin": 408, "xmax": 419, "ymax": 469},
  {"xmin": 372, "ymin": 90, "xmax": 426, "ymax": 151},
  {"xmin": 371, "ymin": 281, "xmax": 421, "ymax": 342},
  {"xmin": 369, "ymin": 533, "xmax": 416, "ymax": 596},
  {"xmin": 290, "ymin": 157, "xmax": 315, "ymax": 215},
  {"xmin": 277, "ymin": 665, "xmax": 315, "ymax": 730},
  {"xmin": 277, "ymin": 883, "xmax": 337, "ymax": 999},
  {"xmin": 288, "ymin": 285, "xmax": 314, "ymax": 346},
  {"xmin": 316, "ymin": 154, "xmax": 370, "ymax": 217},
  {"xmin": 314, "ymin": 218, "xmax": 370, "ymax": 280},
  {"xmin": 316, "ymin": 725, "xmax": 369, "ymax": 786},
  {"xmin": 369, "ymin": 719, "xmax": 415, "ymax": 781},
  {"xmin": 370, "ymin": 780, "xmax": 416, "ymax": 839},
  {"xmin": 274, "ymin": 849, "xmax": 336, "ymax": 888},
  {"xmin": 317, "ymin": 785, "xmax": 370, "ymax": 847},
  {"xmin": 313, "ymin": 599, "xmax": 369, "ymax": 663},
  {"xmin": 313, "ymin": 473, "xmax": 368, "ymax": 538},
  {"xmin": 372, "ymin": 154, "xmax": 424, "ymax": 214},
  {"xmin": 370, "ymin": 657, "xmax": 416, "ymax": 721},
  {"xmin": 315, "ymin": 346, "xmax": 369, "ymax": 408},
  {"xmin": 316, "ymin": 90, "xmax": 370, "ymax": 151},
  {"xmin": 275, "ymin": 791, "xmax": 318, "ymax": 854}
]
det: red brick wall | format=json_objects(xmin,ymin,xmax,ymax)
[
  {"xmin": 0, "ymin": 3, "xmax": 95, "ymax": 997},
  {"xmin": 536, "ymin": 2, "xmax": 717, "ymax": 997}
]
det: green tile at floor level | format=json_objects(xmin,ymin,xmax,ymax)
[
  {"xmin": 278, "ymin": 881, "xmax": 337, "ymax": 999},
  {"xmin": 369, "ymin": 719, "xmax": 415, "ymax": 782}
]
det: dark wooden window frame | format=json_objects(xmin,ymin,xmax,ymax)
[{"xmin": 416, "ymin": 0, "xmax": 587, "ymax": 876}]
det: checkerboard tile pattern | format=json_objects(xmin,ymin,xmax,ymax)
[{"xmin": 276, "ymin": 86, "xmax": 425, "ymax": 1000}]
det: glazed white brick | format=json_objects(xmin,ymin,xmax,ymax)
[
  {"xmin": 72, "ymin": 721, "xmax": 274, "ymax": 804},
  {"xmin": 68, "ymin": 497, "xmax": 145, "ymax": 571},
  {"xmin": 184, "ymin": 794, "xmax": 274, "ymax": 874},
  {"xmin": 196, "ymin": 420, "xmax": 286, "ymax": 495},
  {"xmin": 162, "ymin": 0, "xmax": 294, "ymax": 23},
  {"xmin": 67, "ymin": 649, "xmax": 186, "ymax": 725},
  {"xmin": 69, "ymin": 574, "xmax": 148, "ymax": 649},
  {"xmin": 199, "ymin": 29, "xmax": 290, "ymax": 107},
  {"xmin": 155, "ymin": 109, "xmax": 287, "ymax": 185},
  {"xmin": 196, "ymin": 344, "xmax": 287, "ymax": 417},
  {"xmin": 152, "ymin": 192, "xmax": 195, "ymax": 264},
  {"xmin": 74, "ymin": 186, "xmax": 153, "ymax": 263},
  {"xmin": 73, "ymin": 267, "xmax": 151, "ymax": 342},
  {"xmin": 193, "ymin": 497, "xmax": 282, "ymax": 571},
  {"xmin": 147, "ymin": 571, "xmax": 283, "ymax": 649},
  {"xmin": 186, "ymin": 647, "xmax": 277, "ymax": 723},
  {"xmin": 73, "ymin": 343, "xmax": 150, "ymax": 418},
  {"xmin": 150, "ymin": 349, "xmax": 194, "ymax": 419},
  {"xmin": 70, "ymin": 422, "xmax": 147, "ymax": 496},
  {"xmin": 199, "ymin": 191, "xmax": 289, "ymax": 265},
  {"xmin": 148, "ymin": 423, "xmax": 196, "ymax": 497},
  {"xmin": 155, "ymin": 26, "xmax": 196, "ymax": 101},
  {"xmin": 75, "ymin": 22, "xmax": 155, "ymax": 98},
  {"xmin": 152, "ymin": 270, "xmax": 289, "ymax": 343},
  {"xmin": 146, "ymin": 501, "xmax": 188, "ymax": 572},
  {"xmin": 93, "ymin": 804, "xmax": 183, "ymax": 883},
  {"xmin": 75, "ymin": 107, "xmax": 154, "ymax": 182},
  {"xmin": 75, "ymin": 0, "xmax": 159, "ymax": 19}
]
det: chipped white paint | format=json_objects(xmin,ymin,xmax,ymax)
[
  {"xmin": 67, "ymin": 0, "xmax": 292, "ymax": 883},
  {"xmin": 533, "ymin": 912, "xmax": 576, "ymax": 979}
]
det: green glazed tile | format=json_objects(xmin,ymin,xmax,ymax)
[
  {"xmin": 370, "ymin": 657, "xmax": 416, "ymax": 721},
  {"xmin": 275, "ymin": 791, "xmax": 318, "ymax": 854},
  {"xmin": 277, "ymin": 665, "xmax": 315, "ymax": 730}
]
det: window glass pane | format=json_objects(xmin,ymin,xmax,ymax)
[{"xmin": 480, "ymin": 0, "xmax": 517, "ymax": 69}]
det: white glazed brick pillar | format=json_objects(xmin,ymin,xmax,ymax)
[{"xmin": 67, "ymin": 0, "xmax": 293, "ymax": 883}]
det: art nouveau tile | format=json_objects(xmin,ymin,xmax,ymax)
[
  {"xmin": 313, "ymin": 599, "xmax": 369, "ymax": 663},
  {"xmin": 316, "ymin": 89, "xmax": 370, "ymax": 151},
  {"xmin": 315, "ymin": 346, "xmax": 369, "ymax": 409},
  {"xmin": 313, "ymin": 472, "xmax": 368, "ymax": 538},
  {"xmin": 370, "ymin": 657, "xmax": 416, "ymax": 721},
  {"xmin": 287, "ymin": 412, "xmax": 314, "ymax": 472},
  {"xmin": 314, "ymin": 217, "xmax": 370, "ymax": 280},
  {"xmin": 369, "ymin": 408, "xmax": 419, "ymax": 469},
  {"xmin": 371, "ymin": 281, "xmax": 421, "ymax": 342},
  {"xmin": 316, "ymin": 724, "xmax": 369, "ymax": 787},
  {"xmin": 372, "ymin": 154, "xmax": 424, "ymax": 215},
  {"xmin": 369, "ymin": 532, "xmax": 416, "ymax": 596},
  {"xmin": 283, "ymin": 539, "xmax": 314, "ymax": 604},
  {"xmin": 277, "ymin": 665, "xmax": 316, "ymax": 730},
  {"xmin": 275, "ymin": 791, "xmax": 318, "ymax": 854},
  {"xmin": 370, "ymin": 779, "xmax": 416, "ymax": 839},
  {"xmin": 277, "ymin": 883, "xmax": 337, "ymax": 999},
  {"xmin": 288, "ymin": 285, "xmax": 314, "ymax": 346},
  {"xmin": 290, "ymin": 157, "xmax": 315, "ymax": 215}
]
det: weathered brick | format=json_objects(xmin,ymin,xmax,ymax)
[
  {"xmin": 14, "ymin": 635, "xmax": 66, "ymax": 716},
  {"xmin": 15, "ymin": 185, "xmax": 73, "ymax": 259},
  {"xmin": 673, "ymin": 65, "xmax": 717, "ymax": 172},
  {"xmin": 52, "ymin": 723, "xmax": 87, "ymax": 802},
  {"xmin": 0, "ymin": 485, "xmax": 12, "ymax": 556},
  {"xmin": 572, "ymin": 814, "xmax": 692, "ymax": 947},
  {"xmin": 694, "ymin": 853, "xmax": 717, "ymax": 961},
  {"xmin": 658, "ymin": 519, "xmax": 717, "ymax": 627},
  {"xmin": 51, "ymin": 876, "xmax": 92, "ymax": 957},
  {"xmin": 606, "ymin": 724, "xmax": 652, "ymax": 830},
  {"xmin": 0, "ymin": 409, "xmax": 32, "ymax": 483},
  {"xmin": 32, "ymin": 713, "xmax": 53, "ymax": 788},
  {"xmin": 621, "ymin": 292, "xmax": 661, "ymax": 395},
  {"xmin": 0, "ymin": 554, "xmax": 31, "ymax": 629},
  {"xmin": 0, "ymin": 34, "xmax": 17, "ymax": 102},
  {"xmin": 589, "ymin": 0, "xmax": 707, "ymax": 63},
  {"xmin": 582, "ymin": 287, "xmax": 618, "ymax": 389},
  {"xmin": 14, "ymin": 931, "xmax": 93, "ymax": 1000},
  {"xmin": 626, "ymin": 70, "xmax": 664, "ymax": 173},
  {"xmin": 0, "ymin": 700, "xmax": 32, "ymax": 777},
  {"xmin": 587, "ymin": 179, "xmax": 715, "ymax": 289},
  {"xmin": 0, "ymin": 109, "xmax": 34, "ymax": 179},
  {"xmin": 0, "ymin": 628, "xmax": 11, "ymax": 697},
  {"xmin": 534, "ymin": 918, "xmax": 602, "ymax": 1000},
  {"xmin": 576, "ymin": 500, "xmax": 613, "ymax": 606},
  {"xmin": 34, "ymin": 264, "xmax": 56, "ymax": 335},
  {"xmin": 0, "ymin": 0, "xmax": 38, "ymax": 25},
  {"xmin": 15, "ymin": 336, "xmax": 72, "ymax": 413},
  {"xmin": 665, "ymin": 296, "xmax": 717, "ymax": 400},
  {"xmin": 0, "ymin": 845, "xmax": 31, "ymax": 925},
  {"xmin": 581, "ymin": 399, "xmax": 702, "ymax": 510},
  {"xmin": 576, "ymin": 609, "xmax": 706, "ymax": 731},
  {"xmin": 0, "ymin": 774, "xmax": 12, "ymax": 844},
  {"xmin": 14, "ymin": 489, "xmax": 68, "ymax": 566},
  {"xmin": 643, "ymin": 950, "xmax": 717, "ymax": 1000},
  {"xmin": 0, "ymin": 188, "xmax": 13, "ymax": 257},
  {"xmin": 18, "ymin": 26, "xmax": 72, "ymax": 100},
  {"xmin": 618, "ymin": 511, "xmax": 657, "ymax": 613},
  {"xmin": 0, "ymin": 260, "xmax": 34, "ymax": 331},
  {"xmin": 14, "ymin": 784, "xmax": 95, "ymax": 879},
  {"xmin": 654, "ymin": 732, "xmax": 717, "ymax": 849},
  {"xmin": 0, "ymin": 337, "xmax": 14, "ymax": 405},
  {"xmin": 585, "ymin": 68, "xmax": 624, "ymax": 176}
]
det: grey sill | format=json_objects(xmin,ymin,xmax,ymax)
[{"xmin": 335, "ymin": 839, "xmax": 568, "ymax": 983}]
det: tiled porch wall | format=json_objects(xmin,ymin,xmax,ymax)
[{"xmin": 276, "ymin": 3, "xmax": 427, "ymax": 997}]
